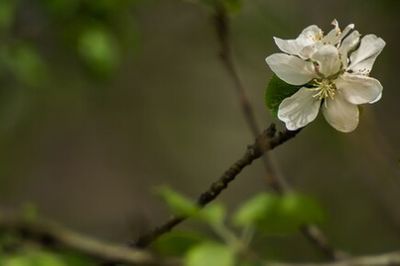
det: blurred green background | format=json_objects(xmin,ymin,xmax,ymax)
[{"xmin": 0, "ymin": 0, "xmax": 399, "ymax": 263}]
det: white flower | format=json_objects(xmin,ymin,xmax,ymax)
[{"xmin": 266, "ymin": 20, "xmax": 385, "ymax": 132}]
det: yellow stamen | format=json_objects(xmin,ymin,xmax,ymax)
[{"xmin": 312, "ymin": 79, "xmax": 336, "ymax": 100}]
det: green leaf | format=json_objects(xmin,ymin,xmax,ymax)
[
  {"xmin": 153, "ymin": 231, "xmax": 207, "ymax": 256},
  {"xmin": 198, "ymin": 203, "xmax": 226, "ymax": 225},
  {"xmin": 3, "ymin": 256, "xmax": 31, "ymax": 266},
  {"xmin": 280, "ymin": 194, "xmax": 325, "ymax": 227},
  {"xmin": 200, "ymin": 0, "xmax": 241, "ymax": 13},
  {"xmin": 0, "ymin": 0, "xmax": 17, "ymax": 31},
  {"xmin": 3, "ymin": 44, "xmax": 47, "ymax": 86},
  {"xmin": 265, "ymin": 75, "xmax": 302, "ymax": 117},
  {"xmin": 21, "ymin": 203, "xmax": 38, "ymax": 223},
  {"xmin": 233, "ymin": 193, "xmax": 324, "ymax": 235},
  {"xmin": 185, "ymin": 242, "xmax": 235, "ymax": 266},
  {"xmin": 29, "ymin": 251, "xmax": 67, "ymax": 266},
  {"xmin": 2, "ymin": 250, "xmax": 67, "ymax": 266},
  {"xmin": 77, "ymin": 26, "xmax": 120, "ymax": 77},
  {"xmin": 233, "ymin": 194, "xmax": 278, "ymax": 227},
  {"xmin": 222, "ymin": 0, "xmax": 242, "ymax": 13},
  {"xmin": 156, "ymin": 186, "xmax": 199, "ymax": 216}
]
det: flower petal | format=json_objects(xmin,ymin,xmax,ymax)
[
  {"xmin": 322, "ymin": 93, "xmax": 359, "ymax": 133},
  {"xmin": 348, "ymin": 34, "xmax": 385, "ymax": 74},
  {"xmin": 322, "ymin": 19, "xmax": 341, "ymax": 45},
  {"xmin": 339, "ymin": 30, "xmax": 361, "ymax": 67},
  {"xmin": 277, "ymin": 87, "xmax": 321, "ymax": 130},
  {"xmin": 273, "ymin": 38, "xmax": 300, "ymax": 56},
  {"xmin": 321, "ymin": 20, "xmax": 354, "ymax": 45},
  {"xmin": 266, "ymin": 53, "xmax": 316, "ymax": 85},
  {"xmin": 311, "ymin": 45, "xmax": 341, "ymax": 77},
  {"xmin": 274, "ymin": 25, "xmax": 322, "ymax": 57},
  {"xmin": 338, "ymin": 23, "xmax": 355, "ymax": 43},
  {"xmin": 335, "ymin": 73, "xmax": 383, "ymax": 104}
]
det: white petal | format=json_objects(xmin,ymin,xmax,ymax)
[
  {"xmin": 274, "ymin": 25, "xmax": 322, "ymax": 57},
  {"xmin": 296, "ymin": 25, "xmax": 323, "ymax": 49},
  {"xmin": 370, "ymin": 91, "xmax": 382, "ymax": 104},
  {"xmin": 277, "ymin": 87, "xmax": 321, "ymax": 130},
  {"xmin": 335, "ymin": 73, "xmax": 383, "ymax": 104},
  {"xmin": 266, "ymin": 53, "xmax": 316, "ymax": 85},
  {"xmin": 323, "ymin": 20, "xmax": 355, "ymax": 46},
  {"xmin": 349, "ymin": 34, "xmax": 385, "ymax": 74},
  {"xmin": 322, "ymin": 19, "xmax": 341, "ymax": 45},
  {"xmin": 273, "ymin": 37, "xmax": 301, "ymax": 56},
  {"xmin": 311, "ymin": 45, "xmax": 341, "ymax": 77},
  {"xmin": 338, "ymin": 23, "xmax": 355, "ymax": 42},
  {"xmin": 298, "ymin": 42, "xmax": 322, "ymax": 59},
  {"xmin": 322, "ymin": 93, "xmax": 359, "ymax": 133},
  {"xmin": 339, "ymin": 30, "xmax": 361, "ymax": 67}
]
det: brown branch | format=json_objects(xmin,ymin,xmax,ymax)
[
  {"xmin": 133, "ymin": 124, "xmax": 301, "ymax": 248},
  {"xmin": 268, "ymin": 251, "xmax": 400, "ymax": 266},
  {"xmin": 0, "ymin": 210, "xmax": 396, "ymax": 266},
  {"xmin": 213, "ymin": 4, "xmax": 344, "ymax": 261},
  {"xmin": 0, "ymin": 211, "xmax": 171, "ymax": 265}
]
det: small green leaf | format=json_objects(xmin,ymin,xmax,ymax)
[
  {"xmin": 222, "ymin": 0, "xmax": 242, "ymax": 13},
  {"xmin": 0, "ymin": 0, "xmax": 17, "ymax": 31},
  {"xmin": 77, "ymin": 26, "xmax": 120, "ymax": 77},
  {"xmin": 153, "ymin": 231, "xmax": 207, "ymax": 256},
  {"xmin": 233, "ymin": 194, "xmax": 278, "ymax": 227},
  {"xmin": 265, "ymin": 75, "xmax": 302, "ymax": 116},
  {"xmin": 200, "ymin": 0, "xmax": 241, "ymax": 13},
  {"xmin": 29, "ymin": 251, "xmax": 67, "ymax": 266},
  {"xmin": 280, "ymin": 194, "xmax": 325, "ymax": 227},
  {"xmin": 2, "ymin": 250, "xmax": 67, "ymax": 266},
  {"xmin": 3, "ymin": 256, "xmax": 31, "ymax": 266},
  {"xmin": 21, "ymin": 202, "xmax": 38, "ymax": 223},
  {"xmin": 185, "ymin": 242, "xmax": 235, "ymax": 266},
  {"xmin": 233, "ymin": 193, "xmax": 324, "ymax": 235},
  {"xmin": 156, "ymin": 186, "xmax": 199, "ymax": 216},
  {"xmin": 4, "ymin": 44, "xmax": 47, "ymax": 86},
  {"xmin": 198, "ymin": 203, "xmax": 226, "ymax": 225}
]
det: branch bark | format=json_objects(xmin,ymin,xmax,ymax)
[
  {"xmin": 0, "ymin": 210, "xmax": 398, "ymax": 266},
  {"xmin": 268, "ymin": 251, "xmax": 400, "ymax": 266},
  {"xmin": 0, "ymin": 211, "xmax": 166, "ymax": 265},
  {"xmin": 133, "ymin": 124, "xmax": 301, "ymax": 248}
]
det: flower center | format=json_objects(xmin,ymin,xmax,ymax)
[{"xmin": 312, "ymin": 79, "xmax": 336, "ymax": 100}]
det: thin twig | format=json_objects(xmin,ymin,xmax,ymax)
[
  {"xmin": 214, "ymin": 3, "xmax": 288, "ymax": 193},
  {"xmin": 268, "ymin": 251, "xmax": 400, "ymax": 266},
  {"xmin": 213, "ymin": 4, "xmax": 344, "ymax": 260},
  {"xmin": 0, "ymin": 211, "xmax": 170, "ymax": 265},
  {"xmin": 133, "ymin": 124, "xmax": 301, "ymax": 248}
]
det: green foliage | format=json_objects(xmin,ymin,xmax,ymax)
[
  {"xmin": 77, "ymin": 26, "xmax": 120, "ymax": 76},
  {"xmin": 265, "ymin": 75, "xmax": 302, "ymax": 117},
  {"xmin": 21, "ymin": 203, "xmax": 39, "ymax": 223},
  {"xmin": 1, "ymin": 250, "xmax": 66, "ymax": 266},
  {"xmin": 153, "ymin": 231, "xmax": 207, "ymax": 256},
  {"xmin": 0, "ymin": 245, "xmax": 94, "ymax": 266},
  {"xmin": 199, "ymin": 203, "xmax": 226, "ymax": 225},
  {"xmin": 0, "ymin": 0, "xmax": 140, "ymax": 85},
  {"xmin": 222, "ymin": 0, "xmax": 242, "ymax": 13},
  {"xmin": 0, "ymin": 44, "xmax": 47, "ymax": 87},
  {"xmin": 233, "ymin": 193, "xmax": 278, "ymax": 227},
  {"xmin": 200, "ymin": 0, "xmax": 242, "ymax": 13},
  {"xmin": 233, "ymin": 193, "xmax": 324, "ymax": 234},
  {"xmin": 0, "ymin": 0, "xmax": 17, "ymax": 31},
  {"xmin": 185, "ymin": 242, "xmax": 235, "ymax": 266},
  {"xmin": 157, "ymin": 186, "xmax": 227, "ymax": 226},
  {"xmin": 157, "ymin": 186, "xmax": 199, "ymax": 216}
]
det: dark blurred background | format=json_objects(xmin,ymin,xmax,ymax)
[{"xmin": 0, "ymin": 0, "xmax": 399, "ymax": 262}]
